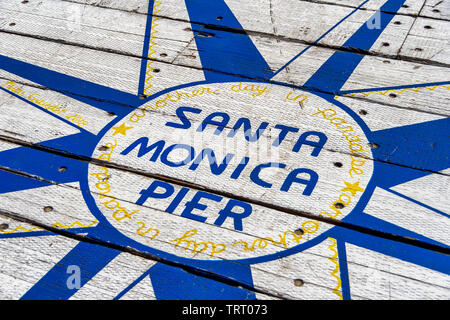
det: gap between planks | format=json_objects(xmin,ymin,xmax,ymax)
[
  {"xmin": 2, "ymin": 1, "xmax": 450, "ymax": 70},
  {"xmin": 0, "ymin": 135, "xmax": 448, "ymax": 255},
  {"xmin": 0, "ymin": 207, "xmax": 289, "ymax": 300},
  {"xmin": 59, "ymin": 0, "xmax": 450, "ymax": 22},
  {"xmin": 0, "ymin": 79, "xmax": 448, "ymax": 176}
]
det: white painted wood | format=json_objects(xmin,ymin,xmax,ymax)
[
  {"xmin": 0, "ymin": 0, "xmax": 150, "ymax": 57},
  {"xmin": 0, "ymin": 86, "xmax": 80, "ymax": 143},
  {"xmin": 391, "ymin": 169, "xmax": 450, "ymax": 214},
  {"xmin": 56, "ymin": 0, "xmax": 448, "ymax": 66},
  {"xmin": 3, "ymin": 195, "xmax": 444, "ymax": 300},
  {"xmin": 400, "ymin": 16, "xmax": 450, "ymax": 65},
  {"xmin": 0, "ymin": 150, "xmax": 448, "ymax": 299},
  {"xmin": 0, "ymin": 67, "xmax": 447, "ymax": 177},
  {"xmin": 0, "ymin": 3, "xmax": 448, "ymax": 117},
  {"xmin": 70, "ymin": 252, "xmax": 157, "ymax": 300},
  {"xmin": 338, "ymin": 55, "xmax": 450, "ymax": 114},
  {"xmin": 0, "ymin": 162, "xmax": 334, "ymax": 261},
  {"xmin": 0, "ymin": 143, "xmax": 448, "ymax": 299},
  {"xmin": 421, "ymin": 0, "xmax": 450, "ymax": 20},
  {"xmin": 335, "ymin": 94, "xmax": 445, "ymax": 130},
  {"xmin": 250, "ymin": 238, "xmax": 347, "ymax": 300},
  {"xmin": 364, "ymin": 187, "xmax": 450, "ymax": 245},
  {"xmin": 0, "ymin": 0, "xmax": 448, "ymax": 301},
  {"xmin": 0, "ymin": 76, "xmax": 114, "ymax": 136},
  {"xmin": 346, "ymin": 243, "xmax": 450, "ymax": 300},
  {"xmin": 0, "ymin": 181, "xmax": 98, "ymax": 234},
  {"xmin": 0, "ymin": 0, "xmax": 206, "ymax": 97},
  {"xmin": 335, "ymin": 0, "xmax": 426, "ymax": 15},
  {"xmin": 0, "ymin": 205, "xmax": 346, "ymax": 298},
  {"xmin": 0, "ymin": 215, "xmax": 285, "ymax": 300},
  {"xmin": 0, "ymin": 32, "xmax": 142, "ymax": 95},
  {"xmin": 0, "ymin": 80, "xmax": 448, "ymax": 251},
  {"xmin": 119, "ymin": 275, "xmax": 157, "ymax": 300},
  {"xmin": 62, "ymin": 0, "xmax": 427, "ymax": 18},
  {"xmin": 0, "ymin": 224, "xmax": 80, "ymax": 299},
  {"xmin": 0, "ymin": 75, "xmax": 446, "ymax": 172},
  {"xmin": 59, "ymin": 0, "xmax": 427, "ymax": 59},
  {"xmin": 1, "ymin": 0, "xmax": 448, "ymax": 86}
]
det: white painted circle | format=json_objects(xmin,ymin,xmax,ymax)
[{"xmin": 88, "ymin": 82, "xmax": 373, "ymax": 260}]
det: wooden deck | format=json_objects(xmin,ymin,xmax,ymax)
[{"xmin": 0, "ymin": 0, "xmax": 448, "ymax": 300}]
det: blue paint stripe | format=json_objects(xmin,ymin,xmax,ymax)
[
  {"xmin": 184, "ymin": 0, "xmax": 273, "ymax": 81},
  {"xmin": 138, "ymin": 0, "xmax": 156, "ymax": 96},
  {"xmin": 0, "ymin": 54, "xmax": 140, "ymax": 106},
  {"xmin": 113, "ymin": 268, "xmax": 152, "ymax": 300},
  {"xmin": 336, "ymin": 240, "xmax": 351, "ymax": 300},
  {"xmin": 304, "ymin": 0, "xmax": 407, "ymax": 93},
  {"xmin": 337, "ymin": 81, "xmax": 450, "ymax": 95},
  {"xmin": 371, "ymin": 118, "xmax": 450, "ymax": 188},
  {"xmin": 272, "ymin": 0, "xmax": 370, "ymax": 79},
  {"xmin": 149, "ymin": 262, "xmax": 256, "ymax": 300},
  {"xmin": 0, "ymin": 227, "xmax": 97, "ymax": 239},
  {"xmin": 347, "ymin": 212, "xmax": 450, "ymax": 250},
  {"xmin": 21, "ymin": 238, "xmax": 120, "ymax": 300},
  {"xmin": 385, "ymin": 188, "xmax": 450, "ymax": 219},
  {"xmin": 0, "ymin": 87, "xmax": 88, "ymax": 135},
  {"xmin": 330, "ymin": 226, "xmax": 450, "ymax": 275}
]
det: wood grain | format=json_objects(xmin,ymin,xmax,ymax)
[{"xmin": 0, "ymin": 0, "xmax": 448, "ymax": 300}]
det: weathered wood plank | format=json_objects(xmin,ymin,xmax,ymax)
[
  {"xmin": 420, "ymin": 0, "xmax": 450, "ymax": 20},
  {"xmin": 0, "ymin": 168, "xmax": 447, "ymax": 300},
  {"xmin": 1, "ymin": 0, "xmax": 448, "ymax": 69},
  {"xmin": 1, "ymin": 3, "xmax": 448, "ymax": 115},
  {"xmin": 0, "ymin": 128, "xmax": 447, "ymax": 254},
  {"xmin": 0, "ymin": 0, "xmax": 448, "ymax": 301},
  {"xmin": 0, "ymin": 223, "xmax": 158, "ymax": 300},
  {"xmin": 46, "ymin": 0, "xmax": 449, "ymax": 65},
  {"xmin": 0, "ymin": 215, "xmax": 276, "ymax": 300},
  {"xmin": 2, "ymin": 126, "xmax": 448, "ymax": 251},
  {"xmin": 0, "ymin": 78, "xmax": 448, "ymax": 251},
  {"xmin": 0, "ymin": 189, "xmax": 349, "ymax": 300},
  {"xmin": 0, "ymin": 77, "xmax": 447, "ymax": 181},
  {"xmin": 399, "ymin": 16, "xmax": 450, "ymax": 65}
]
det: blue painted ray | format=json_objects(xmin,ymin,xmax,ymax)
[
  {"xmin": 0, "ymin": 133, "xmax": 95, "ymax": 193},
  {"xmin": 330, "ymin": 226, "xmax": 450, "ymax": 275},
  {"xmin": 336, "ymin": 239, "xmax": 351, "ymax": 300},
  {"xmin": 272, "ymin": 0, "xmax": 370, "ymax": 79},
  {"xmin": 184, "ymin": 0, "xmax": 273, "ymax": 81},
  {"xmin": 0, "ymin": 55, "xmax": 140, "ymax": 117},
  {"xmin": 385, "ymin": 188, "xmax": 449, "ymax": 219},
  {"xmin": 146, "ymin": 261, "xmax": 256, "ymax": 300},
  {"xmin": 337, "ymin": 81, "xmax": 450, "ymax": 96},
  {"xmin": 303, "ymin": 0, "xmax": 407, "ymax": 94},
  {"xmin": 371, "ymin": 118, "xmax": 450, "ymax": 188},
  {"xmin": 21, "ymin": 235, "xmax": 121, "ymax": 300},
  {"xmin": 0, "ymin": 227, "xmax": 97, "ymax": 240},
  {"xmin": 292, "ymin": 0, "xmax": 449, "ymax": 189}
]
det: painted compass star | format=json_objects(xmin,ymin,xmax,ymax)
[{"xmin": 0, "ymin": 0, "xmax": 448, "ymax": 300}]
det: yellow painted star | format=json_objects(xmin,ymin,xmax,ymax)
[
  {"xmin": 341, "ymin": 181, "xmax": 365, "ymax": 197},
  {"xmin": 111, "ymin": 123, "xmax": 134, "ymax": 136}
]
